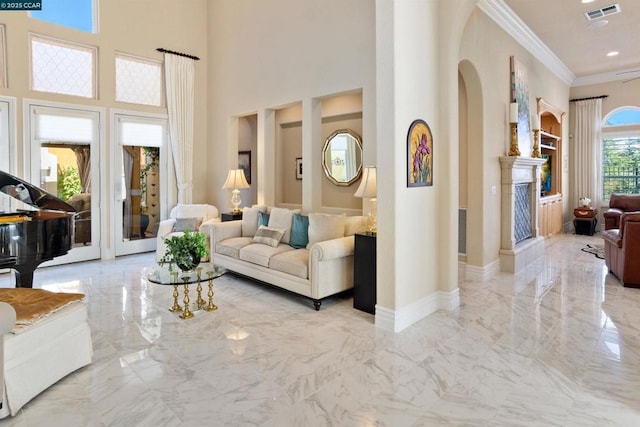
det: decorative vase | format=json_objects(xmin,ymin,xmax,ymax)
[{"xmin": 177, "ymin": 251, "xmax": 201, "ymax": 272}]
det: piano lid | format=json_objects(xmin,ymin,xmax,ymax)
[{"xmin": 0, "ymin": 170, "xmax": 76, "ymax": 213}]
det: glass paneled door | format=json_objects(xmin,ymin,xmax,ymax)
[
  {"xmin": 29, "ymin": 104, "xmax": 101, "ymax": 264},
  {"xmin": 0, "ymin": 99, "xmax": 11, "ymax": 213},
  {"xmin": 114, "ymin": 114, "xmax": 168, "ymax": 256}
]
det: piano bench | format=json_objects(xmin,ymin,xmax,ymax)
[{"xmin": 0, "ymin": 289, "xmax": 93, "ymax": 418}]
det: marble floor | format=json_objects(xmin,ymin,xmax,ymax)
[{"xmin": 0, "ymin": 233, "xmax": 639, "ymax": 426}]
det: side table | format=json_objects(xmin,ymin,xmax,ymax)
[
  {"xmin": 353, "ymin": 232, "xmax": 376, "ymax": 314},
  {"xmin": 221, "ymin": 212, "xmax": 243, "ymax": 222},
  {"xmin": 574, "ymin": 206, "xmax": 597, "ymax": 236}
]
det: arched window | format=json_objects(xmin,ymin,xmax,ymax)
[{"xmin": 602, "ymin": 107, "xmax": 640, "ymax": 199}]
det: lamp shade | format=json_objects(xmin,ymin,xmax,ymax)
[
  {"xmin": 222, "ymin": 169, "xmax": 250, "ymax": 190},
  {"xmin": 354, "ymin": 166, "xmax": 377, "ymax": 198}
]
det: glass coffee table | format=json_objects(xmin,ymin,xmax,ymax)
[{"xmin": 145, "ymin": 262, "xmax": 226, "ymax": 319}]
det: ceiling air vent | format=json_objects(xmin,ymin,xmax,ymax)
[{"xmin": 585, "ymin": 3, "xmax": 621, "ymax": 21}]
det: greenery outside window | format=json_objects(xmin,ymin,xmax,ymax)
[{"xmin": 602, "ymin": 107, "xmax": 640, "ymax": 200}]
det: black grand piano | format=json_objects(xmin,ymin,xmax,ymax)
[{"xmin": 0, "ymin": 170, "xmax": 76, "ymax": 288}]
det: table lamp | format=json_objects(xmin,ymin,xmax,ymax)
[
  {"xmin": 354, "ymin": 166, "xmax": 377, "ymax": 233},
  {"xmin": 222, "ymin": 169, "xmax": 250, "ymax": 213}
]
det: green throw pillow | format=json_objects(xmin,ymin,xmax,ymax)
[{"xmin": 289, "ymin": 213, "xmax": 309, "ymax": 249}]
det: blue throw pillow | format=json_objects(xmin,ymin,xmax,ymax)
[
  {"xmin": 258, "ymin": 211, "xmax": 270, "ymax": 227},
  {"xmin": 290, "ymin": 213, "xmax": 309, "ymax": 249}
]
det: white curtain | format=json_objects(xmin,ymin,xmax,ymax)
[
  {"xmin": 164, "ymin": 53, "xmax": 195, "ymax": 204},
  {"xmin": 573, "ymin": 99, "xmax": 603, "ymax": 210}
]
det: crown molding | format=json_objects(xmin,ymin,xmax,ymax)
[
  {"xmin": 477, "ymin": 0, "xmax": 575, "ymax": 86},
  {"xmin": 572, "ymin": 67, "xmax": 640, "ymax": 87}
]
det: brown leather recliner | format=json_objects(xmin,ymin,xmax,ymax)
[
  {"xmin": 602, "ymin": 212, "xmax": 640, "ymax": 287},
  {"xmin": 604, "ymin": 193, "xmax": 640, "ymax": 230}
]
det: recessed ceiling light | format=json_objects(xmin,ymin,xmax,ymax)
[
  {"xmin": 607, "ymin": 51, "xmax": 619, "ymax": 57},
  {"xmin": 582, "ymin": 0, "xmax": 596, "ymax": 3}
]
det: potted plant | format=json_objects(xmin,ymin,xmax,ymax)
[{"xmin": 158, "ymin": 230, "xmax": 209, "ymax": 271}]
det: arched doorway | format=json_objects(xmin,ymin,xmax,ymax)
[{"xmin": 458, "ymin": 59, "xmax": 485, "ymax": 273}]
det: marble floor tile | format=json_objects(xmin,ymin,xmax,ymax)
[{"xmin": 1, "ymin": 233, "xmax": 640, "ymax": 426}]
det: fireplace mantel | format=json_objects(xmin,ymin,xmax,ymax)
[{"xmin": 499, "ymin": 156, "xmax": 547, "ymax": 273}]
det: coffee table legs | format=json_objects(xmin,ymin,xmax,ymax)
[
  {"xmin": 168, "ymin": 272, "xmax": 182, "ymax": 313},
  {"xmin": 204, "ymin": 271, "xmax": 217, "ymax": 312},
  {"xmin": 179, "ymin": 277, "xmax": 194, "ymax": 319}
]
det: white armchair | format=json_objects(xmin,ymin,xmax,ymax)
[{"xmin": 156, "ymin": 204, "xmax": 220, "ymax": 262}]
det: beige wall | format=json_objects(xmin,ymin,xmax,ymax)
[
  {"xmin": 459, "ymin": 8, "xmax": 570, "ymax": 267},
  {"xmin": 206, "ymin": 0, "xmax": 376, "ymax": 212},
  {"xmin": 1, "ymin": 0, "xmax": 209, "ymax": 257}
]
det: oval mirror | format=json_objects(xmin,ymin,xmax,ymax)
[{"xmin": 322, "ymin": 129, "xmax": 363, "ymax": 186}]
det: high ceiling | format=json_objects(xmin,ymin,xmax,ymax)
[{"xmin": 504, "ymin": 0, "xmax": 640, "ymax": 85}]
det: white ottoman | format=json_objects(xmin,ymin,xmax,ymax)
[{"xmin": 0, "ymin": 289, "xmax": 93, "ymax": 418}]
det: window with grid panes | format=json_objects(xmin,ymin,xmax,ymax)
[
  {"xmin": 115, "ymin": 54, "xmax": 163, "ymax": 107},
  {"xmin": 602, "ymin": 108, "xmax": 640, "ymax": 199}
]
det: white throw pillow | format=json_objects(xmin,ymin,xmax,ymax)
[
  {"xmin": 242, "ymin": 206, "xmax": 264, "ymax": 237},
  {"xmin": 253, "ymin": 225, "xmax": 286, "ymax": 248},
  {"xmin": 307, "ymin": 213, "xmax": 346, "ymax": 248},
  {"xmin": 268, "ymin": 207, "xmax": 296, "ymax": 244}
]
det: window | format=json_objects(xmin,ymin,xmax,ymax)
[
  {"xmin": 115, "ymin": 53, "xmax": 163, "ymax": 106},
  {"xmin": 30, "ymin": 34, "xmax": 97, "ymax": 98},
  {"xmin": 31, "ymin": 0, "xmax": 96, "ymax": 33},
  {"xmin": 602, "ymin": 107, "xmax": 640, "ymax": 199}
]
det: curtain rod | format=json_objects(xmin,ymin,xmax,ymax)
[
  {"xmin": 569, "ymin": 95, "xmax": 608, "ymax": 102},
  {"xmin": 157, "ymin": 48, "xmax": 200, "ymax": 61}
]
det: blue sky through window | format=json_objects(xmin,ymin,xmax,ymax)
[
  {"xmin": 605, "ymin": 108, "xmax": 640, "ymax": 126},
  {"xmin": 31, "ymin": 0, "xmax": 94, "ymax": 33}
]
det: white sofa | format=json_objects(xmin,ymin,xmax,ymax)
[
  {"xmin": 156, "ymin": 203, "xmax": 220, "ymax": 262},
  {"xmin": 0, "ymin": 290, "xmax": 92, "ymax": 418},
  {"xmin": 211, "ymin": 206, "xmax": 367, "ymax": 310}
]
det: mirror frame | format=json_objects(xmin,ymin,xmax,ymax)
[{"xmin": 321, "ymin": 129, "xmax": 363, "ymax": 187}]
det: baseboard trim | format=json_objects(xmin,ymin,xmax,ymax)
[
  {"xmin": 464, "ymin": 259, "xmax": 500, "ymax": 282},
  {"xmin": 375, "ymin": 288, "xmax": 460, "ymax": 333}
]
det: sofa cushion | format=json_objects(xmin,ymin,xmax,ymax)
[
  {"xmin": 270, "ymin": 249, "xmax": 309, "ymax": 279},
  {"xmin": 241, "ymin": 205, "xmax": 266, "ymax": 237},
  {"xmin": 290, "ymin": 213, "xmax": 309, "ymax": 249},
  {"xmin": 239, "ymin": 243, "xmax": 294, "ymax": 268},
  {"xmin": 258, "ymin": 211, "xmax": 270, "ymax": 227},
  {"xmin": 268, "ymin": 207, "xmax": 296, "ymax": 244},
  {"xmin": 307, "ymin": 213, "xmax": 346, "ymax": 248},
  {"xmin": 216, "ymin": 237, "xmax": 254, "ymax": 259},
  {"xmin": 253, "ymin": 225, "xmax": 285, "ymax": 247},
  {"xmin": 173, "ymin": 217, "xmax": 202, "ymax": 232}
]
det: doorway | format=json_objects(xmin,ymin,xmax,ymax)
[
  {"xmin": 113, "ymin": 113, "xmax": 168, "ymax": 256},
  {"xmin": 28, "ymin": 103, "xmax": 102, "ymax": 264}
]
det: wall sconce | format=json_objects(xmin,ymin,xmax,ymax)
[
  {"xmin": 222, "ymin": 169, "xmax": 250, "ymax": 213},
  {"xmin": 354, "ymin": 166, "xmax": 377, "ymax": 234}
]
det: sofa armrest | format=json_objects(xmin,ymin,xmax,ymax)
[
  {"xmin": 0, "ymin": 302, "xmax": 16, "ymax": 335},
  {"xmin": 309, "ymin": 236, "xmax": 355, "ymax": 262},
  {"xmin": 619, "ymin": 212, "xmax": 640, "ymax": 237},
  {"xmin": 211, "ymin": 221, "xmax": 242, "ymax": 244},
  {"xmin": 602, "ymin": 229, "xmax": 622, "ymax": 248},
  {"xmin": 156, "ymin": 218, "xmax": 176, "ymax": 239},
  {"xmin": 604, "ymin": 208, "xmax": 623, "ymax": 217},
  {"xmin": 199, "ymin": 217, "xmax": 221, "ymax": 235}
]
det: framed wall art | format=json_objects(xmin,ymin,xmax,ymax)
[
  {"xmin": 510, "ymin": 56, "xmax": 532, "ymax": 150},
  {"xmin": 407, "ymin": 119, "xmax": 433, "ymax": 187},
  {"xmin": 238, "ymin": 151, "xmax": 251, "ymax": 184}
]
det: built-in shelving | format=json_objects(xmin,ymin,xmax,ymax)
[{"xmin": 537, "ymin": 98, "xmax": 565, "ymax": 237}]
